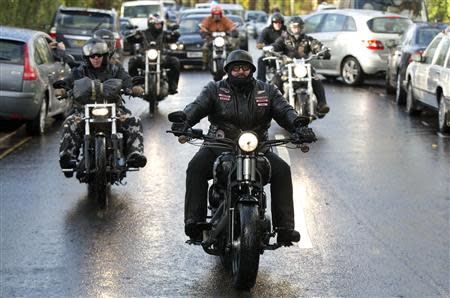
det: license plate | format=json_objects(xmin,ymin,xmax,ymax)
[
  {"xmin": 186, "ymin": 51, "xmax": 202, "ymax": 58},
  {"xmin": 72, "ymin": 39, "xmax": 87, "ymax": 47}
]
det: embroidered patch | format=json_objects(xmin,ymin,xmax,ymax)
[
  {"xmin": 219, "ymin": 87, "xmax": 230, "ymax": 93},
  {"xmin": 219, "ymin": 93, "xmax": 231, "ymax": 101},
  {"xmin": 256, "ymin": 96, "xmax": 269, "ymax": 106}
]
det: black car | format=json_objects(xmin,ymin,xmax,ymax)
[
  {"xmin": 385, "ymin": 22, "xmax": 447, "ymax": 104},
  {"xmin": 49, "ymin": 5, "xmax": 122, "ymax": 64},
  {"xmin": 171, "ymin": 14, "xmax": 205, "ymax": 68}
]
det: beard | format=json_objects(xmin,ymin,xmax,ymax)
[{"xmin": 227, "ymin": 73, "xmax": 254, "ymax": 89}]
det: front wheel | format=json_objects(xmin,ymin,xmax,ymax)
[
  {"xmin": 26, "ymin": 98, "xmax": 47, "ymax": 135},
  {"xmin": 406, "ymin": 81, "xmax": 419, "ymax": 115},
  {"xmin": 94, "ymin": 136, "xmax": 108, "ymax": 209},
  {"xmin": 341, "ymin": 57, "xmax": 363, "ymax": 86},
  {"xmin": 395, "ymin": 72, "xmax": 406, "ymax": 105},
  {"xmin": 231, "ymin": 204, "xmax": 261, "ymax": 290}
]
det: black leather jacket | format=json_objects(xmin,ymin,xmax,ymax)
[
  {"xmin": 257, "ymin": 25, "xmax": 286, "ymax": 45},
  {"xmin": 272, "ymin": 32, "xmax": 323, "ymax": 59},
  {"xmin": 183, "ymin": 78, "xmax": 301, "ymax": 140}
]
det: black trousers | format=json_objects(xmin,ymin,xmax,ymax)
[
  {"xmin": 185, "ymin": 147, "xmax": 295, "ymax": 229},
  {"xmin": 256, "ymin": 55, "xmax": 266, "ymax": 82},
  {"xmin": 273, "ymin": 73, "xmax": 327, "ymax": 106},
  {"xmin": 128, "ymin": 55, "xmax": 180, "ymax": 90}
]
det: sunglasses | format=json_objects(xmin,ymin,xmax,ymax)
[
  {"xmin": 89, "ymin": 54, "xmax": 103, "ymax": 59},
  {"xmin": 231, "ymin": 64, "xmax": 251, "ymax": 72},
  {"xmin": 272, "ymin": 21, "xmax": 282, "ymax": 24}
]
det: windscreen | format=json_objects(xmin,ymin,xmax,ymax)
[
  {"xmin": 416, "ymin": 27, "xmax": 446, "ymax": 46},
  {"xmin": 57, "ymin": 11, "xmax": 113, "ymax": 30},
  {"xmin": 0, "ymin": 40, "xmax": 24, "ymax": 65},
  {"xmin": 123, "ymin": 5, "xmax": 160, "ymax": 18},
  {"xmin": 367, "ymin": 17, "xmax": 412, "ymax": 34}
]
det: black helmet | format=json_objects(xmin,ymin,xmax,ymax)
[
  {"xmin": 147, "ymin": 13, "xmax": 164, "ymax": 31},
  {"xmin": 287, "ymin": 16, "xmax": 304, "ymax": 38},
  {"xmin": 82, "ymin": 38, "xmax": 109, "ymax": 66},
  {"xmin": 271, "ymin": 12, "xmax": 284, "ymax": 24},
  {"xmin": 93, "ymin": 29, "xmax": 115, "ymax": 53},
  {"xmin": 223, "ymin": 50, "xmax": 256, "ymax": 73}
]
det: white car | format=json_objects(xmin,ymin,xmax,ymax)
[{"xmin": 404, "ymin": 30, "xmax": 450, "ymax": 133}]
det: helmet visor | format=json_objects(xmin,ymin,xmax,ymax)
[{"xmin": 82, "ymin": 41, "xmax": 108, "ymax": 57}]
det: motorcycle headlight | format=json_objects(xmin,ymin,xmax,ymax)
[
  {"xmin": 214, "ymin": 37, "xmax": 225, "ymax": 48},
  {"xmin": 294, "ymin": 65, "xmax": 308, "ymax": 78},
  {"xmin": 147, "ymin": 49, "xmax": 158, "ymax": 60},
  {"xmin": 177, "ymin": 43, "xmax": 184, "ymax": 50},
  {"xmin": 91, "ymin": 107, "xmax": 109, "ymax": 117},
  {"xmin": 238, "ymin": 132, "xmax": 259, "ymax": 152},
  {"xmin": 169, "ymin": 43, "xmax": 177, "ymax": 50}
]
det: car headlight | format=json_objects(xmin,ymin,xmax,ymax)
[
  {"xmin": 294, "ymin": 64, "xmax": 308, "ymax": 78},
  {"xmin": 147, "ymin": 49, "xmax": 158, "ymax": 60},
  {"xmin": 214, "ymin": 36, "xmax": 225, "ymax": 47},
  {"xmin": 238, "ymin": 132, "xmax": 258, "ymax": 152},
  {"xmin": 169, "ymin": 43, "xmax": 177, "ymax": 50},
  {"xmin": 91, "ymin": 107, "xmax": 109, "ymax": 117},
  {"xmin": 177, "ymin": 43, "xmax": 184, "ymax": 50}
]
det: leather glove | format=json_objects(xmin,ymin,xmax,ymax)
[
  {"xmin": 322, "ymin": 49, "xmax": 331, "ymax": 60},
  {"xmin": 54, "ymin": 88, "xmax": 67, "ymax": 98},
  {"xmin": 293, "ymin": 126, "xmax": 317, "ymax": 144},
  {"xmin": 131, "ymin": 85, "xmax": 144, "ymax": 96},
  {"xmin": 171, "ymin": 121, "xmax": 190, "ymax": 137}
]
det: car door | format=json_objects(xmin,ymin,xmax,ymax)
[{"xmin": 426, "ymin": 36, "xmax": 449, "ymax": 107}]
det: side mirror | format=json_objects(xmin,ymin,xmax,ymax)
[
  {"xmin": 412, "ymin": 53, "xmax": 424, "ymax": 63},
  {"xmin": 168, "ymin": 111, "xmax": 187, "ymax": 122}
]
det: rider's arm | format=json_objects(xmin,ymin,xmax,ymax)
[
  {"xmin": 115, "ymin": 64, "xmax": 134, "ymax": 91},
  {"xmin": 271, "ymin": 35, "xmax": 287, "ymax": 54},
  {"xmin": 269, "ymin": 85, "xmax": 299, "ymax": 131},
  {"xmin": 223, "ymin": 16, "xmax": 237, "ymax": 32},
  {"xmin": 308, "ymin": 35, "xmax": 324, "ymax": 54},
  {"xmin": 199, "ymin": 17, "xmax": 210, "ymax": 33},
  {"xmin": 183, "ymin": 81, "xmax": 215, "ymax": 126}
]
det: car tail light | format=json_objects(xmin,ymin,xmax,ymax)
[
  {"xmin": 408, "ymin": 50, "xmax": 423, "ymax": 64},
  {"xmin": 365, "ymin": 40, "xmax": 384, "ymax": 50},
  {"xmin": 22, "ymin": 44, "xmax": 38, "ymax": 81},
  {"xmin": 49, "ymin": 27, "xmax": 57, "ymax": 39}
]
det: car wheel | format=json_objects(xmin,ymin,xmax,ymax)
[
  {"xmin": 26, "ymin": 97, "xmax": 47, "ymax": 136},
  {"xmin": 395, "ymin": 73, "xmax": 406, "ymax": 105},
  {"xmin": 341, "ymin": 57, "xmax": 363, "ymax": 86},
  {"xmin": 405, "ymin": 80, "xmax": 419, "ymax": 115},
  {"xmin": 438, "ymin": 94, "xmax": 450, "ymax": 133},
  {"xmin": 385, "ymin": 71, "xmax": 395, "ymax": 94}
]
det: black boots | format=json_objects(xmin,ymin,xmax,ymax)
[
  {"xmin": 277, "ymin": 228, "xmax": 301, "ymax": 246},
  {"xmin": 126, "ymin": 152, "xmax": 147, "ymax": 168}
]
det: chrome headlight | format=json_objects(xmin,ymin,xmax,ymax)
[
  {"xmin": 169, "ymin": 43, "xmax": 177, "ymax": 50},
  {"xmin": 294, "ymin": 64, "xmax": 308, "ymax": 78},
  {"xmin": 147, "ymin": 49, "xmax": 158, "ymax": 60},
  {"xmin": 91, "ymin": 107, "xmax": 109, "ymax": 117},
  {"xmin": 238, "ymin": 132, "xmax": 258, "ymax": 152},
  {"xmin": 214, "ymin": 36, "xmax": 225, "ymax": 47}
]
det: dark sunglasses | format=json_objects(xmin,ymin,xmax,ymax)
[
  {"xmin": 272, "ymin": 21, "xmax": 282, "ymax": 24},
  {"xmin": 231, "ymin": 64, "xmax": 251, "ymax": 72},
  {"xmin": 89, "ymin": 54, "xmax": 103, "ymax": 59}
]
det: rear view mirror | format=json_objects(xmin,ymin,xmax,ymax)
[
  {"xmin": 168, "ymin": 111, "xmax": 187, "ymax": 122},
  {"xmin": 411, "ymin": 53, "xmax": 424, "ymax": 63}
]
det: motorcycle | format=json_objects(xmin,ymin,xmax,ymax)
[
  {"xmin": 57, "ymin": 77, "xmax": 144, "ymax": 209},
  {"xmin": 264, "ymin": 46, "xmax": 330, "ymax": 122},
  {"xmin": 168, "ymin": 111, "xmax": 312, "ymax": 290},
  {"xmin": 207, "ymin": 31, "xmax": 235, "ymax": 81}
]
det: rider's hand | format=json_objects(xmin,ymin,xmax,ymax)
[
  {"xmin": 256, "ymin": 42, "xmax": 264, "ymax": 50},
  {"xmin": 293, "ymin": 126, "xmax": 317, "ymax": 144},
  {"xmin": 321, "ymin": 49, "xmax": 331, "ymax": 60},
  {"xmin": 54, "ymin": 88, "xmax": 67, "ymax": 98},
  {"xmin": 131, "ymin": 86, "xmax": 144, "ymax": 96},
  {"xmin": 171, "ymin": 121, "xmax": 190, "ymax": 137}
]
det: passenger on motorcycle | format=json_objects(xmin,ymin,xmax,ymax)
[
  {"xmin": 93, "ymin": 29, "xmax": 121, "ymax": 65},
  {"xmin": 256, "ymin": 12, "xmax": 286, "ymax": 82},
  {"xmin": 172, "ymin": 49, "xmax": 316, "ymax": 246},
  {"xmin": 128, "ymin": 14, "xmax": 181, "ymax": 94},
  {"xmin": 55, "ymin": 38, "xmax": 147, "ymax": 176},
  {"xmin": 199, "ymin": 5, "xmax": 237, "ymax": 68},
  {"xmin": 272, "ymin": 16, "xmax": 331, "ymax": 117}
]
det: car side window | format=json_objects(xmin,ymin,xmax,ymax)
[
  {"xmin": 303, "ymin": 14, "xmax": 324, "ymax": 34},
  {"xmin": 342, "ymin": 16, "xmax": 356, "ymax": 32},
  {"xmin": 319, "ymin": 14, "xmax": 347, "ymax": 33},
  {"xmin": 446, "ymin": 50, "xmax": 450, "ymax": 69},
  {"xmin": 423, "ymin": 36, "xmax": 442, "ymax": 64},
  {"xmin": 34, "ymin": 37, "xmax": 54, "ymax": 65},
  {"xmin": 434, "ymin": 38, "xmax": 449, "ymax": 66}
]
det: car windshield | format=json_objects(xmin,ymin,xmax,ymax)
[
  {"xmin": 367, "ymin": 17, "xmax": 412, "ymax": 34},
  {"xmin": 416, "ymin": 27, "xmax": 446, "ymax": 46},
  {"xmin": 57, "ymin": 11, "xmax": 113, "ymax": 30},
  {"xmin": 0, "ymin": 40, "xmax": 24, "ymax": 65},
  {"xmin": 123, "ymin": 5, "xmax": 160, "ymax": 18},
  {"xmin": 228, "ymin": 16, "xmax": 243, "ymax": 26},
  {"xmin": 179, "ymin": 18, "xmax": 202, "ymax": 34},
  {"xmin": 246, "ymin": 12, "xmax": 265, "ymax": 22}
]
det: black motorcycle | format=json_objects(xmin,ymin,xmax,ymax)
[
  {"xmin": 57, "ymin": 77, "xmax": 144, "ymax": 209},
  {"xmin": 168, "ymin": 111, "xmax": 312, "ymax": 290}
]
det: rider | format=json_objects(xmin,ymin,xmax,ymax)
[
  {"xmin": 256, "ymin": 12, "xmax": 286, "ymax": 82},
  {"xmin": 271, "ymin": 16, "xmax": 331, "ymax": 117},
  {"xmin": 55, "ymin": 38, "xmax": 147, "ymax": 176},
  {"xmin": 199, "ymin": 5, "xmax": 237, "ymax": 68},
  {"xmin": 93, "ymin": 29, "xmax": 121, "ymax": 65},
  {"xmin": 128, "ymin": 14, "xmax": 181, "ymax": 94},
  {"xmin": 172, "ymin": 50, "xmax": 316, "ymax": 246}
]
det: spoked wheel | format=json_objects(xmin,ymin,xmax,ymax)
[
  {"xmin": 231, "ymin": 204, "xmax": 261, "ymax": 290},
  {"xmin": 94, "ymin": 136, "xmax": 108, "ymax": 209}
]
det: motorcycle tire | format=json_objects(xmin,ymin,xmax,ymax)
[
  {"xmin": 94, "ymin": 136, "xmax": 108, "ymax": 209},
  {"xmin": 231, "ymin": 203, "xmax": 261, "ymax": 290}
]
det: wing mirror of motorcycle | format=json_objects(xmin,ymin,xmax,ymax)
[
  {"xmin": 168, "ymin": 111, "xmax": 187, "ymax": 123},
  {"xmin": 132, "ymin": 76, "xmax": 145, "ymax": 85}
]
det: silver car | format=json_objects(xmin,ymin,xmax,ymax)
[
  {"xmin": 404, "ymin": 30, "xmax": 450, "ymax": 133},
  {"xmin": 303, "ymin": 9, "xmax": 412, "ymax": 85},
  {"xmin": 0, "ymin": 26, "xmax": 72, "ymax": 135}
]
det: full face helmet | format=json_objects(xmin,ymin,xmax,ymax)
[
  {"xmin": 82, "ymin": 38, "xmax": 109, "ymax": 67},
  {"xmin": 147, "ymin": 13, "xmax": 164, "ymax": 34},
  {"xmin": 287, "ymin": 16, "xmax": 305, "ymax": 39}
]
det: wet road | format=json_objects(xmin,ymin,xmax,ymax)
[{"xmin": 1, "ymin": 41, "xmax": 449, "ymax": 297}]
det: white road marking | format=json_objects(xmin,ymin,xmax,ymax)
[{"xmin": 275, "ymin": 134, "xmax": 313, "ymax": 248}]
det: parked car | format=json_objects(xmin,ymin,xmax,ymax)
[
  {"xmin": 303, "ymin": 9, "xmax": 412, "ymax": 85},
  {"xmin": 49, "ymin": 6, "xmax": 122, "ymax": 64},
  {"xmin": 120, "ymin": 17, "xmax": 137, "ymax": 54},
  {"xmin": 0, "ymin": 26, "xmax": 72, "ymax": 135},
  {"xmin": 245, "ymin": 10, "xmax": 267, "ymax": 38},
  {"xmin": 171, "ymin": 14, "xmax": 205, "ymax": 68},
  {"xmin": 404, "ymin": 30, "xmax": 450, "ymax": 133},
  {"xmin": 120, "ymin": 0, "xmax": 165, "ymax": 30},
  {"xmin": 385, "ymin": 22, "xmax": 447, "ymax": 104}
]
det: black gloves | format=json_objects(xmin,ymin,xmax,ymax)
[
  {"xmin": 321, "ymin": 49, "xmax": 331, "ymax": 60},
  {"xmin": 171, "ymin": 121, "xmax": 190, "ymax": 137},
  {"xmin": 293, "ymin": 126, "xmax": 317, "ymax": 143}
]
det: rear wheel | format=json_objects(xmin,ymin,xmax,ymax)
[
  {"xmin": 231, "ymin": 204, "xmax": 261, "ymax": 290},
  {"xmin": 438, "ymin": 94, "xmax": 450, "ymax": 133},
  {"xmin": 341, "ymin": 57, "xmax": 363, "ymax": 86},
  {"xmin": 385, "ymin": 71, "xmax": 395, "ymax": 94},
  {"xmin": 26, "ymin": 98, "xmax": 47, "ymax": 135},
  {"xmin": 395, "ymin": 73, "xmax": 406, "ymax": 105}
]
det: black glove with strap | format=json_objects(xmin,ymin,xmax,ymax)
[
  {"xmin": 171, "ymin": 121, "xmax": 190, "ymax": 137},
  {"xmin": 293, "ymin": 126, "xmax": 317, "ymax": 144}
]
